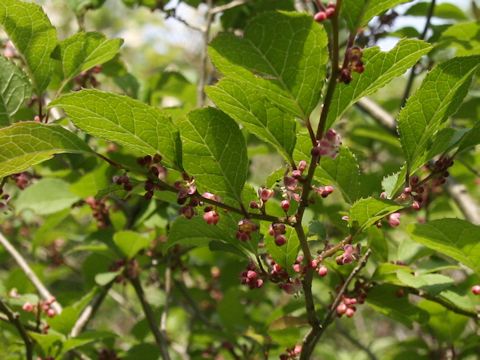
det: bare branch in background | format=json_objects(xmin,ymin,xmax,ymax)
[
  {"xmin": 0, "ymin": 231, "xmax": 63, "ymax": 314},
  {"xmin": 210, "ymin": 0, "xmax": 249, "ymax": 15},
  {"xmin": 197, "ymin": 0, "xmax": 214, "ymax": 107},
  {"xmin": 356, "ymin": 97, "xmax": 480, "ymax": 225}
]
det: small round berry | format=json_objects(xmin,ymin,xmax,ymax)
[
  {"xmin": 325, "ymin": 7, "xmax": 335, "ymax": 18},
  {"xmin": 281, "ymin": 199, "xmax": 290, "ymax": 211},
  {"xmin": 246, "ymin": 270, "xmax": 257, "ymax": 280},
  {"xmin": 317, "ymin": 265, "xmax": 328, "ymax": 277},
  {"xmin": 314, "ymin": 11, "xmax": 327, "ymax": 22},
  {"xmin": 275, "ymin": 234, "xmax": 287, "ymax": 246},
  {"xmin": 292, "ymin": 263, "xmax": 302, "ymax": 273},
  {"xmin": 46, "ymin": 308, "xmax": 56, "ymax": 318},
  {"xmin": 472, "ymin": 285, "xmax": 480, "ymax": 295}
]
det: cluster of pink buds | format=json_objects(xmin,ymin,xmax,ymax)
[
  {"xmin": 313, "ymin": 1, "xmax": 336, "ymax": 22},
  {"xmin": 313, "ymin": 185, "xmax": 334, "ymax": 198},
  {"xmin": 250, "ymin": 187, "xmax": 275, "ymax": 210},
  {"xmin": 340, "ymin": 46, "xmax": 365, "ymax": 84},
  {"xmin": 312, "ymin": 129, "xmax": 341, "ymax": 159},
  {"xmin": 269, "ymin": 223, "xmax": 287, "ymax": 246},
  {"xmin": 269, "ymin": 261, "xmax": 289, "ymax": 282},
  {"xmin": 279, "ymin": 344, "xmax": 302, "ymax": 360},
  {"xmin": 241, "ymin": 263, "xmax": 263, "ymax": 289},
  {"xmin": 336, "ymin": 244, "xmax": 359, "ymax": 265},
  {"xmin": 472, "ymin": 285, "xmax": 480, "ymax": 295},
  {"xmin": 388, "ymin": 212, "xmax": 401, "ymax": 227},
  {"xmin": 310, "ymin": 257, "xmax": 328, "ymax": 277},
  {"xmin": 85, "ymin": 196, "xmax": 110, "ymax": 228},
  {"xmin": 0, "ymin": 187, "xmax": 10, "ymax": 210},
  {"xmin": 201, "ymin": 192, "xmax": 222, "ymax": 225},
  {"xmin": 292, "ymin": 255, "xmax": 305, "ymax": 274},
  {"xmin": 22, "ymin": 297, "xmax": 57, "ymax": 318},
  {"xmin": 279, "ymin": 278, "xmax": 302, "ymax": 294},
  {"xmin": 336, "ymin": 296, "xmax": 358, "ymax": 318},
  {"xmin": 112, "ymin": 174, "xmax": 133, "ymax": 192},
  {"xmin": 11, "ymin": 172, "xmax": 32, "ymax": 190},
  {"xmin": 236, "ymin": 219, "xmax": 258, "ymax": 241}
]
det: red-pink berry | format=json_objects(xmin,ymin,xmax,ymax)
[
  {"xmin": 336, "ymin": 303, "xmax": 347, "ymax": 315},
  {"xmin": 203, "ymin": 210, "xmax": 219, "ymax": 225},
  {"xmin": 345, "ymin": 307, "xmax": 355, "ymax": 318},
  {"xmin": 317, "ymin": 265, "xmax": 328, "ymax": 277},
  {"xmin": 281, "ymin": 199, "xmax": 290, "ymax": 211},
  {"xmin": 472, "ymin": 285, "xmax": 480, "ymax": 295},
  {"xmin": 314, "ymin": 11, "xmax": 327, "ymax": 22}
]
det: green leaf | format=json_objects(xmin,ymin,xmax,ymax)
[
  {"xmin": 180, "ymin": 108, "xmax": 248, "ymax": 206},
  {"xmin": 398, "ymin": 56, "xmax": 480, "ymax": 173},
  {"xmin": 95, "ymin": 271, "xmax": 120, "ymax": 286},
  {"xmin": 341, "ymin": 0, "xmax": 413, "ymax": 32},
  {"xmin": 439, "ymin": 22, "xmax": 480, "ymax": 56},
  {"xmin": 349, "ymin": 197, "xmax": 403, "ymax": 233},
  {"xmin": 407, "ymin": 219, "xmax": 480, "ymax": 275},
  {"xmin": 456, "ymin": 122, "xmax": 480, "ymax": 154},
  {"xmin": 206, "ymin": 78, "xmax": 296, "ymax": 162},
  {"xmin": 405, "ymin": 2, "xmax": 467, "ymax": 20},
  {"xmin": 0, "ymin": 122, "xmax": 92, "ymax": 178},
  {"xmin": 57, "ymin": 31, "xmax": 123, "ymax": 82},
  {"xmin": 0, "ymin": 0, "xmax": 57, "ymax": 93},
  {"xmin": 15, "ymin": 178, "xmax": 80, "ymax": 215},
  {"xmin": 209, "ymin": 11, "xmax": 328, "ymax": 119},
  {"xmin": 50, "ymin": 89, "xmax": 181, "ymax": 167},
  {"xmin": 113, "ymin": 230, "xmax": 151, "ymax": 259},
  {"xmin": 168, "ymin": 213, "xmax": 243, "ymax": 252},
  {"xmin": 0, "ymin": 56, "xmax": 32, "ymax": 126},
  {"xmin": 264, "ymin": 227, "xmax": 299, "ymax": 273},
  {"xmin": 417, "ymin": 300, "xmax": 468, "ymax": 341},
  {"xmin": 326, "ymin": 39, "xmax": 431, "ymax": 128},
  {"xmin": 396, "ymin": 271, "xmax": 454, "ymax": 296},
  {"xmin": 367, "ymin": 227, "xmax": 388, "ymax": 262}
]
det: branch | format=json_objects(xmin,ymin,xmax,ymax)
[
  {"xmin": 356, "ymin": 97, "xmax": 480, "ymax": 225},
  {"xmin": 0, "ymin": 231, "xmax": 62, "ymax": 314},
  {"xmin": 70, "ymin": 281, "xmax": 115, "ymax": 337},
  {"xmin": 400, "ymin": 0, "xmax": 436, "ymax": 107},
  {"xmin": 210, "ymin": 0, "xmax": 249, "ymax": 15},
  {"xmin": 0, "ymin": 298, "xmax": 34, "ymax": 360},
  {"xmin": 300, "ymin": 248, "xmax": 372, "ymax": 359},
  {"xmin": 197, "ymin": 0, "xmax": 214, "ymax": 107},
  {"xmin": 130, "ymin": 276, "xmax": 171, "ymax": 360},
  {"xmin": 411, "ymin": 289, "xmax": 479, "ymax": 320},
  {"xmin": 160, "ymin": 267, "xmax": 171, "ymax": 340}
]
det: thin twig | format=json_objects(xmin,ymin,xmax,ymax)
[
  {"xmin": 0, "ymin": 298, "xmax": 34, "ymax": 360},
  {"xmin": 160, "ymin": 267, "xmax": 171, "ymax": 339},
  {"xmin": 70, "ymin": 281, "xmax": 115, "ymax": 337},
  {"xmin": 410, "ymin": 289, "xmax": 479, "ymax": 319},
  {"xmin": 301, "ymin": 248, "xmax": 372, "ymax": 358},
  {"xmin": 356, "ymin": 97, "xmax": 480, "ymax": 225},
  {"xmin": 0, "ymin": 231, "xmax": 62, "ymax": 314},
  {"xmin": 400, "ymin": 0, "xmax": 436, "ymax": 108},
  {"xmin": 197, "ymin": 0, "xmax": 213, "ymax": 107},
  {"xmin": 210, "ymin": 0, "xmax": 249, "ymax": 15},
  {"xmin": 130, "ymin": 276, "xmax": 171, "ymax": 360}
]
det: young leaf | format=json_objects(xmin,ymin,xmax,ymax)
[
  {"xmin": 264, "ymin": 227, "xmax": 299, "ymax": 273},
  {"xmin": 180, "ymin": 108, "xmax": 248, "ymax": 206},
  {"xmin": 57, "ymin": 32, "xmax": 123, "ymax": 83},
  {"xmin": 349, "ymin": 197, "xmax": 403, "ymax": 233},
  {"xmin": 405, "ymin": 2, "xmax": 467, "ymax": 20},
  {"xmin": 396, "ymin": 271, "xmax": 454, "ymax": 296},
  {"xmin": 0, "ymin": 122, "xmax": 92, "ymax": 178},
  {"xmin": 15, "ymin": 178, "xmax": 80, "ymax": 215},
  {"xmin": 439, "ymin": 22, "xmax": 480, "ymax": 56},
  {"xmin": 209, "ymin": 11, "xmax": 328, "ymax": 119},
  {"xmin": 398, "ymin": 56, "xmax": 480, "ymax": 173},
  {"xmin": 0, "ymin": 56, "xmax": 32, "ymax": 126},
  {"xmin": 50, "ymin": 89, "xmax": 182, "ymax": 168},
  {"xmin": 206, "ymin": 78, "xmax": 296, "ymax": 162},
  {"xmin": 0, "ymin": 0, "xmax": 57, "ymax": 93},
  {"xmin": 340, "ymin": 0, "xmax": 413, "ymax": 32},
  {"xmin": 326, "ymin": 39, "xmax": 431, "ymax": 128},
  {"xmin": 408, "ymin": 219, "xmax": 480, "ymax": 275},
  {"xmin": 113, "ymin": 231, "xmax": 151, "ymax": 259}
]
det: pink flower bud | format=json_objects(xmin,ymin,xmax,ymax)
[
  {"xmin": 412, "ymin": 201, "xmax": 421, "ymax": 210},
  {"xmin": 246, "ymin": 270, "xmax": 257, "ymax": 280},
  {"xmin": 380, "ymin": 192, "xmax": 387, "ymax": 199},
  {"xmin": 345, "ymin": 307, "xmax": 355, "ymax": 318},
  {"xmin": 310, "ymin": 259, "xmax": 319, "ymax": 268},
  {"xmin": 275, "ymin": 234, "xmax": 287, "ymax": 246},
  {"xmin": 325, "ymin": 7, "xmax": 336, "ymax": 18},
  {"xmin": 388, "ymin": 212, "xmax": 401, "ymax": 227},
  {"xmin": 256, "ymin": 279, "xmax": 264, "ymax": 288},
  {"xmin": 281, "ymin": 200, "xmax": 290, "ymax": 211},
  {"xmin": 472, "ymin": 285, "xmax": 480, "ymax": 295},
  {"xmin": 292, "ymin": 169, "xmax": 302, "ymax": 179},
  {"xmin": 292, "ymin": 263, "xmax": 302, "ymax": 273},
  {"xmin": 258, "ymin": 187, "xmax": 274, "ymax": 202},
  {"xmin": 47, "ymin": 309, "xmax": 56, "ymax": 318},
  {"xmin": 341, "ymin": 215, "xmax": 349, "ymax": 221},
  {"xmin": 236, "ymin": 231, "xmax": 250, "ymax": 242},
  {"xmin": 22, "ymin": 302, "xmax": 34, "ymax": 312},
  {"xmin": 249, "ymin": 201, "xmax": 260, "ymax": 209},
  {"xmin": 336, "ymin": 303, "xmax": 347, "ymax": 315},
  {"xmin": 298, "ymin": 161, "xmax": 307, "ymax": 172},
  {"xmin": 314, "ymin": 11, "xmax": 327, "ymax": 22},
  {"xmin": 203, "ymin": 210, "xmax": 219, "ymax": 225},
  {"xmin": 317, "ymin": 265, "xmax": 328, "ymax": 277}
]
